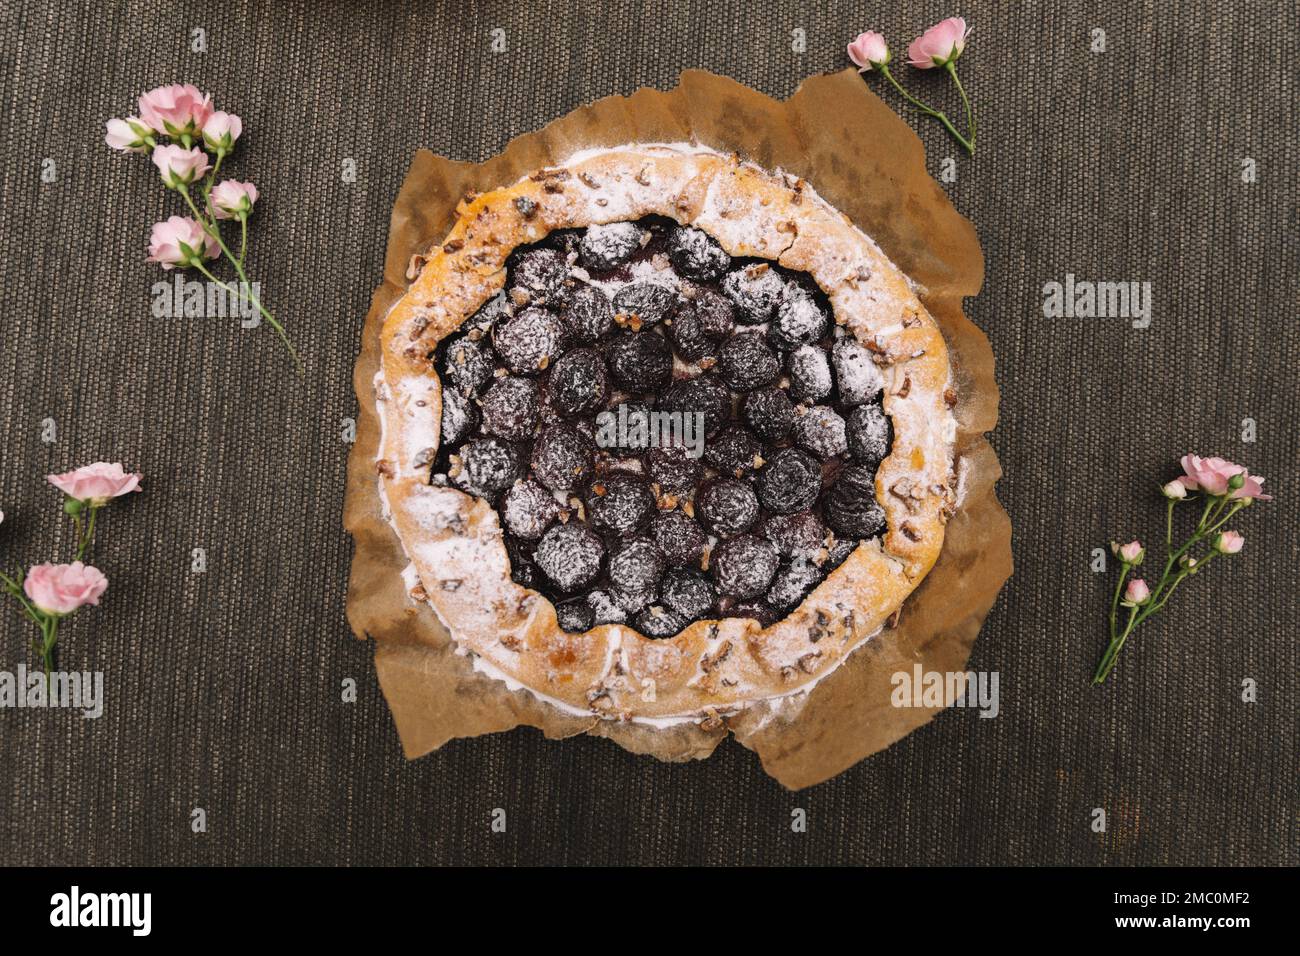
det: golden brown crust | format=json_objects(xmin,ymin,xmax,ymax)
[{"xmin": 373, "ymin": 145, "xmax": 955, "ymax": 722}]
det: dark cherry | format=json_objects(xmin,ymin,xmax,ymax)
[
  {"xmin": 832, "ymin": 338, "xmax": 882, "ymax": 406},
  {"xmin": 660, "ymin": 567, "xmax": 717, "ymax": 620},
  {"xmin": 510, "ymin": 247, "xmax": 571, "ymax": 304},
  {"xmin": 579, "ymin": 222, "xmax": 643, "ymax": 270},
  {"xmin": 742, "ymin": 388, "xmax": 795, "ymax": 443},
  {"xmin": 605, "ymin": 330, "xmax": 673, "ymax": 392},
  {"xmin": 502, "ymin": 478, "xmax": 562, "ymax": 540},
  {"xmin": 587, "ymin": 472, "xmax": 655, "ymax": 537},
  {"xmin": 792, "ymin": 405, "xmax": 848, "ymax": 460},
  {"xmin": 440, "ymin": 386, "xmax": 480, "ymax": 449},
  {"xmin": 659, "ymin": 375, "xmax": 731, "ymax": 439},
  {"xmin": 667, "ymin": 225, "xmax": 731, "ymax": 280},
  {"xmin": 646, "ymin": 444, "xmax": 700, "ymax": 497},
  {"xmin": 768, "ymin": 284, "xmax": 829, "ymax": 352},
  {"xmin": 504, "ymin": 536, "xmax": 544, "ymax": 590},
  {"xmin": 666, "ymin": 303, "xmax": 717, "ymax": 362},
  {"xmin": 718, "ymin": 332, "xmax": 780, "ymax": 392},
  {"xmin": 547, "ymin": 348, "xmax": 608, "ymax": 417},
  {"xmin": 766, "ymin": 558, "xmax": 824, "ymax": 610},
  {"xmin": 562, "ymin": 284, "xmax": 615, "ymax": 342},
  {"xmin": 787, "ymin": 344, "xmax": 833, "ymax": 404},
  {"xmin": 481, "ymin": 376, "xmax": 540, "ymax": 441},
  {"xmin": 556, "ymin": 598, "xmax": 596, "ymax": 633},
  {"xmin": 531, "ymin": 424, "xmax": 594, "ymax": 492},
  {"xmin": 634, "ymin": 606, "xmax": 690, "ymax": 638},
  {"xmin": 492, "ymin": 307, "xmax": 568, "ymax": 375},
  {"xmin": 586, "ymin": 588, "xmax": 627, "ymax": 625},
  {"xmin": 535, "ymin": 522, "xmax": 604, "ymax": 592},
  {"xmin": 757, "ymin": 448, "xmax": 822, "ymax": 514},
  {"xmin": 711, "ymin": 534, "xmax": 779, "ymax": 600},
  {"xmin": 697, "ymin": 479, "xmax": 759, "ymax": 538},
  {"xmin": 612, "ymin": 282, "xmax": 677, "ymax": 327},
  {"xmin": 683, "ymin": 286, "xmax": 736, "ymax": 340},
  {"xmin": 608, "ymin": 537, "xmax": 665, "ymax": 613},
  {"xmin": 452, "ymin": 437, "xmax": 521, "ymax": 498},
  {"xmin": 702, "ymin": 425, "xmax": 764, "ymax": 477},
  {"xmin": 721, "ymin": 262, "xmax": 785, "ymax": 324},
  {"xmin": 823, "ymin": 465, "xmax": 887, "ymax": 538},
  {"xmin": 762, "ymin": 511, "xmax": 828, "ymax": 559},
  {"xmin": 846, "ymin": 403, "xmax": 891, "ymax": 466},
  {"xmin": 651, "ymin": 510, "xmax": 707, "ymax": 566},
  {"xmin": 441, "ymin": 334, "xmax": 495, "ymax": 396}
]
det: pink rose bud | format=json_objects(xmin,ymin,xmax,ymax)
[
  {"xmin": 151, "ymin": 144, "xmax": 211, "ymax": 188},
  {"xmin": 210, "ymin": 180, "xmax": 259, "ymax": 220},
  {"xmin": 1117, "ymin": 540, "xmax": 1144, "ymax": 564},
  {"xmin": 1123, "ymin": 578, "xmax": 1151, "ymax": 605},
  {"xmin": 23, "ymin": 562, "xmax": 108, "ymax": 617},
  {"xmin": 46, "ymin": 462, "xmax": 143, "ymax": 507},
  {"xmin": 907, "ymin": 16, "xmax": 970, "ymax": 69},
  {"xmin": 1161, "ymin": 479, "xmax": 1187, "ymax": 499},
  {"xmin": 847, "ymin": 31, "xmax": 890, "ymax": 71},
  {"xmin": 202, "ymin": 111, "xmax": 243, "ymax": 153},
  {"xmin": 138, "ymin": 83, "xmax": 213, "ymax": 139},
  {"xmin": 147, "ymin": 216, "xmax": 217, "ymax": 269},
  {"xmin": 1177, "ymin": 454, "xmax": 1272, "ymax": 501},
  {"xmin": 1215, "ymin": 530, "xmax": 1245, "ymax": 554},
  {"xmin": 104, "ymin": 116, "xmax": 153, "ymax": 153}
]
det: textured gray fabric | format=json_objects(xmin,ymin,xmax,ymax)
[{"xmin": 0, "ymin": 0, "xmax": 1295, "ymax": 865}]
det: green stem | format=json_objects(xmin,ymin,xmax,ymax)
[
  {"xmin": 179, "ymin": 186, "xmax": 302, "ymax": 373},
  {"xmin": 945, "ymin": 61, "xmax": 976, "ymax": 154},
  {"xmin": 40, "ymin": 617, "xmax": 58, "ymax": 695},
  {"xmin": 1094, "ymin": 604, "xmax": 1138, "ymax": 684},
  {"xmin": 878, "ymin": 64, "xmax": 974, "ymax": 155},
  {"xmin": 75, "ymin": 506, "xmax": 98, "ymax": 561},
  {"xmin": 1108, "ymin": 561, "xmax": 1130, "ymax": 640},
  {"xmin": 238, "ymin": 216, "xmax": 248, "ymax": 267}
]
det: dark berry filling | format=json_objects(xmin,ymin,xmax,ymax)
[{"xmin": 428, "ymin": 216, "xmax": 894, "ymax": 638}]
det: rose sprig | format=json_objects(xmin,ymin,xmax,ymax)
[
  {"xmin": 105, "ymin": 84, "xmax": 298, "ymax": 370},
  {"xmin": 1093, "ymin": 456, "xmax": 1273, "ymax": 684},
  {"xmin": 0, "ymin": 463, "xmax": 142, "ymax": 686},
  {"xmin": 848, "ymin": 18, "xmax": 977, "ymax": 155}
]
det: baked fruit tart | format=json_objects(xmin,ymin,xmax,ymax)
[{"xmin": 374, "ymin": 144, "xmax": 957, "ymax": 726}]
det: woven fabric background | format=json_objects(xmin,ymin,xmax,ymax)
[{"xmin": 0, "ymin": 0, "xmax": 1295, "ymax": 866}]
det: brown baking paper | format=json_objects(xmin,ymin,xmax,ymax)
[{"xmin": 344, "ymin": 69, "xmax": 1011, "ymax": 789}]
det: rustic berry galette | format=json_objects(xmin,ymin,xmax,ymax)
[{"xmin": 374, "ymin": 144, "xmax": 957, "ymax": 725}]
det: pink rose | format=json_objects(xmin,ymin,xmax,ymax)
[
  {"xmin": 210, "ymin": 180, "xmax": 259, "ymax": 220},
  {"xmin": 1116, "ymin": 540, "xmax": 1144, "ymax": 564},
  {"xmin": 1161, "ymin": 480, "xmax": 1187, "ymax": 500},
  {"xmin": 23, "ymin": 562, "xmax": 108, "ymax": 617},
  {"xmin": 151, "ymin": 144, "xmax": 211, "ymax": 188},
  {"xmin": 138, "ymin": 83, "xmax": 213, "ymax": 138},
  {"xmin": 847, "ymin": 31, "xmax": 890, "ymax": 71},
  {"xmin": 1123, "ymin": 578, "xmax": 1151, "ymax": 605},
  {"xmin": 47, "ymin": 462, "xmax": 143, "ymax": 506},
  {"xmin": 1214, "ymin": 531, "xmax": 1245, "ymax": 554},
  {"xmin": 147, "ymin": 216, "xmax": 217, "ymax": 269},
  {"xmin": 104, "ymin": 116, "xmax": 152, "ymax": 153},
  {"xmin": 1177, "ymin": 455, "xmax": 1272, "ymax": 500},
  {"xmin": 908, "ymin": 16, "xmax": 970, "ymax": 69},
  {"xmin": 202, "ymin": 111, "xmax": 242, "ymax": 153}
]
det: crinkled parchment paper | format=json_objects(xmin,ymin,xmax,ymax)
[{"xmin": 344, "ymin": 69, "xmax": 1011, "ymax": 790}]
